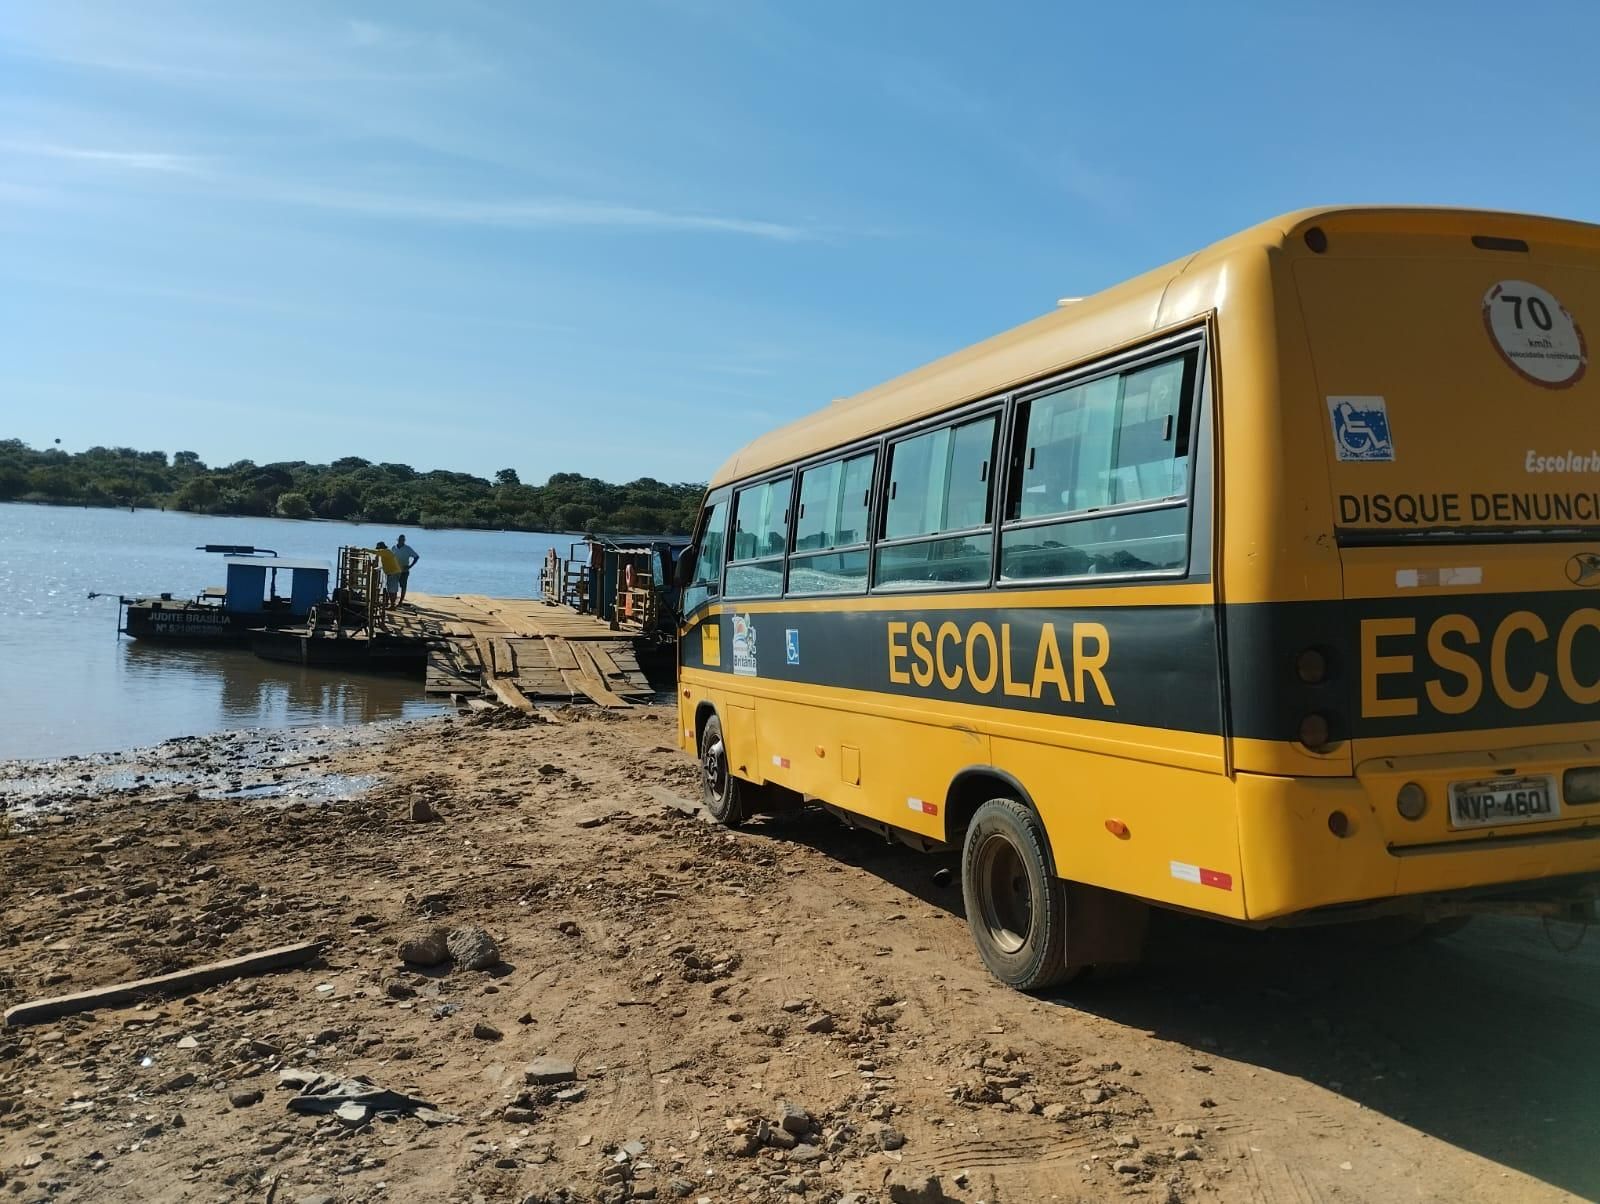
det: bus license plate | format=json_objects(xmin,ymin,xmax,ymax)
[{"xmin": 1448, "ymin": 775, "xmax": 1560, "ymax": 830}]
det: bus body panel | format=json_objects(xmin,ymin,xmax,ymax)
[
  {"xmin": 681, "ymin": 655, "xmax": 1246, "ymax": 919},
  {"xmin": 1237, "ymin": 769, "xmax": 1600, "ymax": 919},
  {"xmin": 679, "ymin": 581, "xmax": 1244, "ymax": 919},
  {"xmin": 756, "ymin": 695, "xmax": 987, "ymax": 842},
  {"xmin": 678, "ymin": 206, "xmax": 1600, "ymax": 939},
  {"xmin": 990, "ymin": 733, "xmax": 1247, "ymax": 920}
]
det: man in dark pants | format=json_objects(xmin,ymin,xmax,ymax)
[{"xmin": 392, "ymin": 534, "xmax": 420, "ymax": 605}]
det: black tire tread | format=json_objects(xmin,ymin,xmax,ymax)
[
  {"xmin": 700, "ymin": 714, "xmax": 747, "ymax": 829},
  {"xmin": 961, "ymin": 798, "xmax": 1074, "ymax": 991}
]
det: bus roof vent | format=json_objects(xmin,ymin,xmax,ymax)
[{"xmin": 1471, "ymin": 234, "xmax": 1530, "ymax": 253}]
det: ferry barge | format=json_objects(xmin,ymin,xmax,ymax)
[{"xmin": 113, "ymin": 546, "xmax": 331, "ymax": 644}]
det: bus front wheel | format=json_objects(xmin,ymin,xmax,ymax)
[
  {"xmin": 961, "ymin": 798, "xmax": 1076, "ymax": 991},
  {"xmin": 699, "ymin": 713, "xmax": 748, "ymax": 828}
]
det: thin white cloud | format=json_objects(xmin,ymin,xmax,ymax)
[
  {"xmin": 1, "ymin": 140, "xmax": 200, "ymax": 173},
  {"xmin": 346, "ymin": 20, "xmax": 397, "ymax": 49},
  {"xmin": 703, "ymin": 363, "xmax": 780, "ymax": 377},
  {"xmin": 2, "ymin": 9, "xmax": 489, "ymax": 86},
  {"xmin": 0, "ymin": 133, "xmax": 825, "ymax": 242},
  {"xmin": 877, "ymin": 56, "xmax": 989, "ymax": 121},
  {"xmin": 272, "ymin": 186, "xmax": 817, "ymax": 241},
  {"xmin": 344, "ymin": 20, "xmax": 426, "ymax": 52},
  {"xmin": 0, "ymin": 179, "xmax": 62, "ymax": 205}
]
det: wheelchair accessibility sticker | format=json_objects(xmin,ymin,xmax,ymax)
[
  {"xmin": 1327, "ymin": 395, "xmax": 1395, "ymax": 463},
  {"xmin": 785, "ymin": 628, "xmax": 800, "ymax": 665}
]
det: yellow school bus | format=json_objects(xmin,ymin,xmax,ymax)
[{"xmin": 674, "ymin": 206, "xmax": 1600, "ymax": 989}]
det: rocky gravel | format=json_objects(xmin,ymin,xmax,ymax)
[{"xmin": 0, "ymin": 707, "xmax": 1587, "ymax": 1203}]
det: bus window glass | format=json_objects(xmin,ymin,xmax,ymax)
[
  {"xmin": 884, "ymin": 416, "xmax": 996, "ymax": 540},
  {"xmin": 1003, "ymin": 352, "xmax": 1194, "ymax": 582},
  {"xmin": 683, "ymin": 497, "xmax": 729, "ymax": 612},
  {"xmin": 794, "ymin": 460, "xmax": 840, "ymax": 551},
  {"xmin": 876, "ymin": 533, "xmax": 993, "ymax": 589},
  {"xmin": 731, "ymin": 478, "xmax": 792, "ymax": 560},
  {"xmin": 788, "ymin": 548, "xmax": 870, "ymax": 595},
  {"xmin": 877, "ymin": 414, "xmax": 997, "ymax": 590},
  {"xmin": 726, "ymin": 559, "xmax": 784, "ymax": 597},
  {"xmin": 727, "ymin": 475, "xmax": 792, "ymax": 597},
  {"xmin": 795, "ymin": 450, "xmax": 876, "ymax": 552},
  {"xmin": 1000, "ymin": 508, "xmax": 1187, "ymax": 581},
  {"xmin": 1016, "ymin": 356, "xmax": 1190, "ymax": 520}
]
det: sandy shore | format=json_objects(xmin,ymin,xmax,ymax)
[{"xmin": 1, "ymin": 707, "xmax": 1593, "ymax": 1203}]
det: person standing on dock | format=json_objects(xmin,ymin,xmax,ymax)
[
  {"xmin": 373, "ymin": 541, "xmax": 403, "ymax": 611},
  {"xmin": 392, "ymin": 534, "xmax": 420, "ymax": 605}
]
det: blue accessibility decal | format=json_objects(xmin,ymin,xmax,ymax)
[
  {"xmin": 1327, "ymin": 395, "xmax": 1395, "ymax": 463},
  {"xmin": 785, "ymin": 628, "xmax": 800, "ymax": 665}
]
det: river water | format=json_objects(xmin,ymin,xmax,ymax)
[{"xmin": 0, "ymin": 503, "xmax": 570, "ymax": 759}]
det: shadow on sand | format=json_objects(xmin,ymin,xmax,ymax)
[{"xmin": 750, "ymin": 805, "xmax": 1600, "ymax": 1200}]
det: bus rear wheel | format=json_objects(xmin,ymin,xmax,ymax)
[
  {"xmin": 961, "ymin": 798, "xmax": 1076, "ymax": 991},
  {"xmin": 699, "ymin": 713, "xmax": 748, "ymax": 828}
]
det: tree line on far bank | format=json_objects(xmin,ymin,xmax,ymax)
[{"xmin": 0, "ymin": 440, "xmax": 705, "ymax": 535}]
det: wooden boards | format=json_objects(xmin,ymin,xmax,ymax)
[
  {"xmin": 486, "ymin": 675, "xmax": 535, "ymax": 712},
  {"xmin": 404, "ymin": 592, "xmax": 656, "ymax": 711},
  {"xmin": 568, "ymin": 642, "xmax": 630, "ymax": 709},
  {"xmin": 4, "ymin": 942, "xmax": 322, "ymax": 1027},
  {"xmin": 454, "ymin": 595, "xmax": 623, "ymax": 641}
]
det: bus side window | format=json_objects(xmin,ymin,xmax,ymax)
[
  {"xmin": 789, "ymin": 449, "xmax": 876, "ymax": 595},
  {"xmin": 684, "ymin": 497, "xmax": 730, "ymax": 613},
  {"xmin": 1001, "ymin": 351, "xmax": 1196, "ymax": 582},
  {"xmin": 875, "ymin": 414, "xmax": 998, "ymax": 590},
  {"xmin": 726, "ymin": 475, "xmax": 793, "ymax": 598}
]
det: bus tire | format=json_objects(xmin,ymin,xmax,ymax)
[
  {"xmin": 961, "ymin": 798, "xmax": 1075, "ymax": 991},
  {"xmin": 699, "ymin": 713, "xmax": 748, "ymax": 828}
]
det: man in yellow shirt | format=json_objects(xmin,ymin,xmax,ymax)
[{"xmin": 373, "ymin": 541, "xmax": 403, "ymax": 607}]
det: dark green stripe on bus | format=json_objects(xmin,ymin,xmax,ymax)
[{"xmin": 682, "ymin": 590, "xmax": 1600, "ymax": 742}]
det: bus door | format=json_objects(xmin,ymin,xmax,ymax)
[{"xmin": 677, "ymin": 489, "xmax": 735, "ymax": 756}]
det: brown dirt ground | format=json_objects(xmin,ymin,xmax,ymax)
[{"xmin": 2, "ymin": 708, "xmax": 1595, "ymax": 1204}]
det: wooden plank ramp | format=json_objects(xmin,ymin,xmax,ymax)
[
  {"xmin": 566, "ymin": 642, "xmax": 630, "ymax": 709},
  {"xmin": 455, "ymin": 595, "xmax": 626, "ymax": 641},
  {"xmin": 405, "ymin": 592, "xmax": 655, "ymax": 710}
]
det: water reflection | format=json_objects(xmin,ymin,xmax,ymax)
[
  {"xmin": 1, "ymin": 502, "xmax": 558, "ymax": 757},
  {"xmin": 120, "ymin": 641, "xmax": 440, "ymax": 730}
]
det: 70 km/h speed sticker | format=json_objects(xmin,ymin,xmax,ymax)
[{"xmin": 1483, "ymin": 280, "xmax": 1588, "ymax": 388}]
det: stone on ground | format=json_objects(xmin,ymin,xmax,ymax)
[
  {"xmin": 525, "ymin": 1056, "xmax": 577, "ymax": 1086},
  {"xmin": 397, "ymin": 927, "xmax": 449, "ymax": 967},
  {"xmin": 447, "ymin": 925, "xmax": 501, "ymax": 970}
]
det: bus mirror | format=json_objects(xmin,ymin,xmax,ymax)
[{"xmin": 673, "ymin": 548, "xmax": 697, "ymax": 588}]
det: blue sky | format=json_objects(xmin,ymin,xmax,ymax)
[{"xmin": 4, "ymin": 2, "xmax": 1599, "ymax": 484}]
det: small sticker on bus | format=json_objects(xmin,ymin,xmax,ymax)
[
  {"xmin": 771, "ymin": 755, "xmax": 790, "ymax": 769},
  {"xmin": 732, "ymin": 614, "xmax": 757, "ymax": 676},
  {"xmin": 1395, "ymin": 567, "xmax": 1482, "ymax": 588},
  {"xmin": 1328, "ymin": 396, "xmax": 1395, "ymax": 462},
  {"xmin": 1484, "ymin": 280, "xmax": 1588, "ymax": 388},
  {"xmin": 1170, "ymin": 860, "xmax": 1233, "ymax": 890},
  {"xmin": 907, "ymin": 797, "xmax": 938, "ymax": 816}
]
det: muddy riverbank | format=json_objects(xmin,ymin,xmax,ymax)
[{"xmin": 2, "ymin": 708, "xmax": 1594, "ymax": 1203}]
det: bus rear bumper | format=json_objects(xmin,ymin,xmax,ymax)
[{"xmin": 1236, "ymin": 772, "xmax": 1600, "ymax": 920}]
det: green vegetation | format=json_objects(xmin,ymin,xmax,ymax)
[{"xmin": 0, "ymin": 440, "xmax": 705, "ymax": 534}]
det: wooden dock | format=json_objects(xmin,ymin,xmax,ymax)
[{"xmin": 390, "ymin": 593, "xmax": 658, "ymax": 711}]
